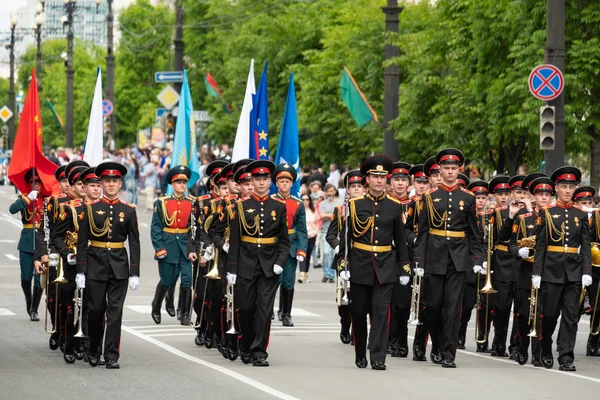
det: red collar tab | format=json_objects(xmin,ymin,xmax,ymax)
[
  {"xmin": 439, "ymin": 183, "xmax": 458, "ymax": 192},
  {"xmin": 252, "ymin": 193, "xmax": 270, "ymax": 202},
  {"xmin": 556, "ymin": 200, "xmax": 573, "ymax": 209},
  {"xmin": 101, "ymin": 196, "xmax": 120, "ymax": 205}
]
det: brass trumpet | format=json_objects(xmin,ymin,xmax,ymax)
[
  {"xmin": 528, "ymin": 285, "xmax": 538, "ymax": 337},
  {"xmin": 591, "ymin": 242, "xmax": 600, "ymax": 267},
  {"xmin": 475, "ymin": 211, "xmax": 495, "ymax": 344},
  {"xmin": 73, "ymin": 286, "xmax": 85, "ymax": 338},
  {"xmin": 203, "ymin": 245, "xmax": 220, "ymax": 280},
  {"xmin": 517, "ymin": 236, "xmax": 537, "ymax": 263},
  {"xmin": 408, "ymin": 273, "xmax": 422, "ymax": 325}
]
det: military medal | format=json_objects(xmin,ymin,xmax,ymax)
[
  {"xmin": 119, "ymin": 211, "xmax": 125, "ymax": 222},
  {"xmin": 271, "ymin": 210, "xmax": 277, "ymax": 221},
  {"xmin": 574, "ymin": 217, "xmax": 579, "ymax": 226},
  {"xmin": 459, "ymin": 200, "xmax": 464, "ymax": 210}
]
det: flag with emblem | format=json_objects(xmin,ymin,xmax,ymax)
[
  {"xmin": 250, "ymin": 62, "xmax": 269, "ymax": 160},
  {"xmin": 340, "ymin": 66, "xmax": 378, "ymax": 127},
  {"xmin": 7, "ymin": 69, "xmax": 59, "ymax": 196},
  {"xmin": 204, "ymin": 72, "xmax": 232, "ymax": 114},
  {"xmin": 272, "ymin": 73, "xmax": 300, "ymax": 196},
  {"xmin": 168, "ymin": 69, "xmax": 199, "ymax": 194}
]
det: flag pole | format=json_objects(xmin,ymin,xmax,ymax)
[{"xmin": 31, "ymin": 69, "xmax": 37, "ymax": 253}]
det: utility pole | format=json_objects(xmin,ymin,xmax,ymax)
[
  {"xmin": 35, "ymin": 9, "xmax": 46, "ymax": 92},
  {"xmin": 8, "ymin": 14, "xmax": 18, "ymax": 150},
  {"xmin": 173, "ymin": 0, "xmax": 184, "ymax": 94},
  {"xmin": 544, "ymin": 0, "xmax": 565, "ymax": 174},
  {"xmin": 381, "ymin": 0, "xmax": 402, "ymax": 161},
  {"xmin": 106, "ymin": 0, "xmax": 115, "ymax": 141},
  {"xmin": 65, "ymin": 0, "xmax": 76, "ymax": 148}
]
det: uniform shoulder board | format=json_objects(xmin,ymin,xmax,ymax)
[
  {"xmin": 87, "ymin": 199, "xmax": 101, "ymax": 205},
  {"xmin": 227, "ymin": 194, "xmax": 238, "ymax": 201},
  {"xmin": 270, "ymin": 193, "xmax": 278, "ymax": 199},
  {"xmin": 425, "ymin": 188, "xmax": 438, "ymax": 195},
  {"xmin": 70, "ymin": 199, "xmax": 83, "ymax": 207},
  {"xmin": 411, "ymin": 195, "xmax": 422, "ymax": 202},
  {"xmin": 290, "ymin": 195, "xmax": 302, "ymax": 203},
  {"xmin": 572, "ymin": 204, "xmax": 585, "ymax": 212},
  {"xmin": 540, "ymin": 205, "xmax": 551, "ymax": 211},
  {"xmin": 186, "ymin": 194, "xmax": 196, "ymax": 201},
  {"xmin": 460, "ymin": 187, "xmax": 475, "ymax": 196},
  {"xmin": 199, "ymin": 194, "xmax": 212, "ymax": 200},
  {"xmin": 159, "ymin": 195, "xmax": 170, "ymax": 201},
  {"xmin": 518, "ymin": 212, "xmax": 532, "ymax": 219},
  {"xmin": 386, "ymin": 195, "xmax": 402, "ymax": 204},
  {"xmin": 400, "ymin": 198, "xmax": 411, "ymax": 205},
  {"xmin": 121, "ymin": 200, "xmax": 136, "ymax": 209},
  {"xmin": 210, "ymin": 198, "xmax": 221, "ymax": 204},
  {"xmin": 348, "ymin": 196, "xmax": 362, "ymax": 203},
  {"xmin": 53, "ymin": 193, "xmax": 67, "ymax": 199},
  {"xmin": 496, "ymin": 205, "xmax": 508, "ymax": 211}
]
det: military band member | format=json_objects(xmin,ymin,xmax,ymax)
[
  {"xmin": 414, "ymin": 149, "xmax": 483, "ymax": 368},
  {"xmin": 424, "ymin": 156, "xmax": 441, "ymax": 188},
  {"xmin": 458, "ymin": 180, "xmax": 489, "ymax": 350},
  {"xmin": 50, "ymin": 166, "xmax": 87, "ymax": 364},
  {"xmin": 76, "ymin": 161, "xmax": 141, "ymax": 369},
  {"xmin": 508, "ymin": 174, "xmax": 551, "ymax": 366},
  {"xmin": 581, "ymin": 187, "xmax": 600, "ymax": 357},
  {"xmin": 150, "ymin": 166, "xmax": 197, "ymax": 326},
  {"xmin": 233, "ymin": 159, "xmax": 254, "ymax": 199},
  {"xmin": 9, "ymin": 168, "xmax": 46, "ymax": 321},
  {"xmin": 226, "ymin": 160, "xmax": 290, "ymax": 367},
  {"xmin": 339, "ymin": 155, "xmax": 410, "ymax": 370},
  {"xmin": 533, "ymin": 167, "xmax": 592, "ymax": 371},
  {"xmin": 387, "ymin": 161, "xmax": 413, "ymax": 358},
  {"xmin": 486, "ymin": 175, "xmax": 515, "ymax": 357},
  {"xmin": 407, "ymin": 163, "xmax": 430, "ymax": 361},
  {"xmin": 326, "ymin": 169, "xmax": 363, "ymax": 344},
  {"xmin": 457, "ymin": 173, "xmax": 470, "ymax": 189},
  {"xmin": 272, "ymin": 163, "xmax": 307, "ymax": 327}
]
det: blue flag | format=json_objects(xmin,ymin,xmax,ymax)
[
  {"xmin": 250, "ymin": 62, "xmax": 269, "ymax": 160},
  {"xmin": 273, "ymin": 73, "xmax": 300, "ymax": 196},
  {"xmin": 168, "ymin": 70, "xmax": 199, "ymax": 194}
]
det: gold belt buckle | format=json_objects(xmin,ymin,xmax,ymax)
[
  {"xmin": 564, "ymin": 244, "xmax": 568, "ymax": 253},
  {"xmin": 257, "ymin": 238, "xmax": 262, "ymax": 244},
  {"xmin": 106, "ymin": 242, "xmax": 112, "ymax": 250},
  {"xmin": 372, "ymin": 245, "xmax": 377, "ymax": 252},
  {"xmin": 446, "ymin": 231, "xmax": 450, "ymax": 237}
]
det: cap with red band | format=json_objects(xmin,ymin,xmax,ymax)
[
  {"xmin": 551, "ymin": 166, "xmax": 581, "ymax": 184},
  {"xmin": 573, "ymin": 186, "xmax": 596, "ymax": 202},
  {"xmin": 467, "ymin": 180, "xmax": 489, "ymax": 195},
  {"xmin": 528, "ymin": 177, "xmax": 555, "ymax": 195},
  {"xmin": 489, "ymin": 175, "xmax": 511, "ymax": 194}
]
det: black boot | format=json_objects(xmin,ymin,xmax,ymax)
[
  {"xmin": 277, "ymin": 287, "xmax": 283, "ymax": 321},
  {"xmin": 165, "ymin": 286, "xmax": 176, "ymax": 317},
  {"xmin": 179, "ymin": 287, "xmax": 192, "ymax": 326},
  {"xmin": 21, "ymin": 280, "xmax": 32, "ymax": 319},
  {"xmin": 176, "ymin": 288, "xmax": 182, "ymax": 320},
  {"xmin": 29, "ymin": 286, "xmax": 43, "ymax": 321},
  {"xmin": 281, "ymin": 288, "xmax": 294, "ymax": 327},
  {"xmin": 457, "ymin": 336, "xmax": 466, "ymax": 350},
  {"xmin": 151, "ymin": 283, "xmax": 167, "ymax": 324}
]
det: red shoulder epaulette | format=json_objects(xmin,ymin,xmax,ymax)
[
  {"xmin": 199, "ymin": 194, "xmax": 212, "ymax": 200},
  {"xmin": 460, "ymin": 187, "xmax": 475, "ymax": 196},
  {"xmin": 121, "ymin": 200, "xmax": 136, "ymax": 209},
  {"xmin": 86, "ymin": 199, "xmax": 101, "ymax": 205},
  {"xmin": 411, "ymin": 195, "xmax": 422, "ymax": 202},
  {"xmin": 425, "ymin": 188, "xmax": 438, "ymax": 195},
  {"xmin": 518, "ymin": 212, "xmax": 533, "ymax": 219}
]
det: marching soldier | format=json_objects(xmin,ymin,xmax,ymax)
[
  {"xmin": 226, "ymin": 160, "xmax": 290, "ymax": 367},
  {"xmin": 76, "ymin": 161, "xmax": 141, "ymax": 369},
  {"xmin": 414, "ymin": 149, "xmax": 483, "ymax": 368},
  {"xmin": 272, "ymin": 163, "xmax": 308, "ymax": 327},
  {"xmin": 533, "ymin": 167, "xmax": 592, "ymax": 371},
  {"xmin": 486, "ymin": 175, "xmax": 515, "ymax": 357},
  {"xmin": 424, "ymin": 156, "xmax": 441, "ymax": 188},
  {"xmin": 508, "ymin": 173, "xmax": 551, "ymax": 366},
  {"xmin": 326, "ymin": 169, "xmax": 364, "ymax": 344},
  {"xmin": 339, "ymin": 155, "xmax": 410, "ymax": 370},
  {"xmin": 233, "ymin": 159, "xmax": 254, "ymax": 199},
  {"xmin": 9, "ymin": 168, "xmax": 46, "ymax": 321},
  {"xmin": 150, "ymin": 166, "xmax": 197, "ymax": 326},
  {"xmin": 457, "ymin": 173, "xmax": 470, "ymax": 189},
  {"xmin": 387, "ymin": 161, "xmax": 412, "ymax": 358},
  {"xmin": 50, "ymin": 166, "xmax": 87, "ymax": 364},
  {"xmin": 458, "ymin": 180, "xmax": 489, "ymax": 350},
  {"xmin": 580, "ymin": 187, "xmax": 600, "ymax": 357},
  {"xmin": 407, "ymin": 163, "xmax": 430, "ymax": 361}
]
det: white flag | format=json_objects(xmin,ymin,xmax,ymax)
[
  {"xmin": 231, "ymin": 59, "xmax": 255, "ymax": 162},
  {"xmin": 83, "ymin": 67, "xmax": 104, "ymax": 166}
]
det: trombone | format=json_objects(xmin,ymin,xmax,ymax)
[
  {"xmin": 591, "ymin": 284, "xmax": 600, "ymax": 336},
  {"xmin": 43, "ymin": 253, "xmax": 60, "ymax": 334},
  {"xmin": 475, "ymin": 210, "xmax": 496, "ymax": 344},
  {"xmin": 223, "ymin": 282, "xmax": 239, "ymax": 361}
]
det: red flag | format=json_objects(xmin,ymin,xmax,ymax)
[{"xmin": 8, "ymin": 69, "xmax": 60, "ymax": 196}]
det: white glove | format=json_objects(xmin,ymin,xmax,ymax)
[
  {"xmin": 227, "ymin": 273, "xmax": 237, "ymax": 285},
  {"xmin": 129, "ymin": 276, "xmax": 139, "ymax": 290},
  {"xmin": 473, "ymin": 265, "xmax": 483, "ymax": 274},
  {"xmin": 204, "ymin": 246, "xmax": 215, "ymax": 261},
  {"xmin": 75, "ymin": 273, "xmax": 86, "ymax": 289},
  {"xmin": 28, "ymin": 190, "xmax": 38, "ymax": 201},
  {"xmin": 334, "ymin": 245, "xmax": 339, "ymax": 255},
  {"xmin": 518, "ymin": 248, "xmax": 531, "ymax": 259},
  {"xmin": 482, "ymin": 261, "xmax": 488, "ymax": 274},
  {"xmin": 158, "ymin": 253, "xmax": 166, "ymax": 259},
  {"xmin": 49, "ymin": 253, "xmax": 59, "ymax": 267},
  {"xmin": 414, "ymin": 268, "xmax": 424, "ymax": 277},
  {"xmin": 413, "ymin": 237, "xmax": 417, "ymax": 244},
  {"xmin": 340, "ymin": 270, "xmax": 350, "ymax": 282},
  {"xmin": 297, "ymin": 255, "xmax": 305, "ymax": 262},
  {"xmin": 273, "ymin": 264, "xmax": 283, "ymax": 275},
  {"xmin": 582, "ymin": 274, "xmax": 593, "ymax": 287},
  {"xmin": 222, "ymin": 242, "xmax": 230, "ymax": 254},
  {"xmin": 532, "ymin": 275, "xmax": 541, "ymax": 289},
  {"xmin": 399, "ymin": 276, "xmax": 410, "ymax": 286},
  {"xmin": 67, "ymin": 253, "xmax": 76, "ymax": 265}
]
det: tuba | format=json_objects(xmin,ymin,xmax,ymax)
[{"xmin": 591, "ymin": 242, "xmax": 600, "ymax": 267}]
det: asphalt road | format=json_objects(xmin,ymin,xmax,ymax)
[{"xmin": 1, "ymin": 185, "xmax": 599, "ymax": 400}]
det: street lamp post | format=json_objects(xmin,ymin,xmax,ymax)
[
  {"xmin": 35, "ymin": 8, "xmax": 46, "ymax": 92},
  {"xmin": 63, "ymin": 0, "xmax": 76, "ymax": 148},
  {"xmin": 8, "ymin": 13, "xmax": 18, "ymax": 150},
  {"xmin": 104, "ymin": 0, "xmax": 116, "ymax": 142}
]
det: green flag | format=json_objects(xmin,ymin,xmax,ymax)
[{"xmin": 339, "ymin": 66, "xmax": 378, "ymax": 127}]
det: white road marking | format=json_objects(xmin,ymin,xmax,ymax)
[
  {"xmin": 122, "ymin": 325, "xmax": 301, "ymax": 400},
  {"xmin": 0, "ymin": 239, "xmax": 16, "ymax": 243},
  {"xmin": 0, "ymin": 308, "xmax": 16, "ymax": 316},
  {"xmin": 140, "ymin": 223, "xmax": 149, "ymax": 228},
  {"xmin": 275, "ymin": 308, "xmax": 321, "ymax": 317},
  {"xmin": 126, "ymin": 305, "xmax": 154, "ymax": 313},
  {"xmin": 0, "ymin": 212, "xmax": 23, "ymax": 228},
  {"xmin": 145, "ymin": 330, "xmax": 340, "ymax": 338},
  {"xmin": 5, "ymin": 254, "xmax": 19, "ymax": 261}
]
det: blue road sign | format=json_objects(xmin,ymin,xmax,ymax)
[
  {"xmin": 154, "ymin": 71, "xmax": 184, "ymax": 83},
  {"xmin": 528, "ymin": 64, "xmax": 564, "ymax": 101},
  {"xmin": 155, "ymin": 108, "xmax": 168, "ymax": 126}
]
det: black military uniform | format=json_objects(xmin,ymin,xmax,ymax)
[
  {"xmin": 457, "ymin": 180, "xmax": 488, "ymax": 350},
  {"xmin": 325, "ymin": 169, "xmax": 362, "ymax": 345},
  {"xmin": 226, "ymin": 160, "xmax": 290, "ymax": 367},
  {"xmin": 572, "ymin": 185, "xmax": 599, "ymax": 358},
  {"xmin": 387, "ymin": 162, "xmax": 413, "ymax": 358},
  {"xmin": 414, "ymin": 149, "xmax": 483, "ymax": 368},
  {"xmin": 487, "ymin": 175, "xmax": 517, "ymax": 357},
  {"xmin": 533, "ymin": 167, "xmax": 591, "ymax": 371},
  {"xmin": 341, "ymin": 155, "xmax": 410, "ymax": 371},
  {"xmin": 50, "ymin": 166, "xmax": 88, "ymax": 364},
  {"xmin": 507, "ymin": 174, "xmax": 551, "ymax": 366},
  {"xmin": 76, "ymin": 162, "xmax": 140, "ymax": 369}
]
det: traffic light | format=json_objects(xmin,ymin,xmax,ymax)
[
  {"xmin": 539, "ymin": 105, "xmax": 555, "ymax": 150},
  {"xmin": 165, "ymin": 112, "xmax": 175, "ymax": 141}
]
